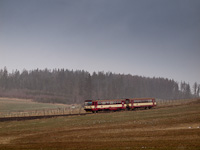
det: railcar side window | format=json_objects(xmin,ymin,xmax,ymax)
[{"xmin": 102, "ymin": 102, "xmax": 106, "ymax": 105}]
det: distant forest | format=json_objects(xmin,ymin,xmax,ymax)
[{"xmin": 0, "ymin": 67, "xmax": 199, "ymax": 104}]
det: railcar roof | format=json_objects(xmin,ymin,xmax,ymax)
[{"xmin": 85, "ymin": 98, "xmax": 155, "ymax": 102}]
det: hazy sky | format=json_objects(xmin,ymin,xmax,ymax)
[{"xmin": 0, "ymin": 0, "xmax": 200, "ymax": 85}]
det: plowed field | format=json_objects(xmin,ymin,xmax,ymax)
[{"xmin": 0, "ymin": 99, "xmax": 200, "ymax": 150}]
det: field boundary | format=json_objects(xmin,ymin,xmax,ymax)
[{"xmin": 0, "ymin": 113, "xmax": 89, "ymax": 122}]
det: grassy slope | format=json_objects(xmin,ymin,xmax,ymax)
[
  {"xmin": 0, "ymin": 98, "xmax": 69, "ymax": 112},
  {"xmin": 0, "ymin": 98, "xmax": 83, "ymax": 117},
  {"xmin": 0, "ymin": 99, "xmax": 200, "ymax": 150}
]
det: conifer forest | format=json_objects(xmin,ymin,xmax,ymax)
[{"xmin": 0, "ymin": 67, "xmax": 199, "ymax": 104}]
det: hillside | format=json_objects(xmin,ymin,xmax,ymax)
[{"xmin": 0, "ymin": 98, "xmax": 82, "ymax": 118}]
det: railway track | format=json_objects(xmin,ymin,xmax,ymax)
[
  {"xmin": 0, "ymin": 113, "xmax": 90, "ymax": 122},
  {"xmin": 0, "ymin": 107, "xmax": 159, "ymax": 122}
]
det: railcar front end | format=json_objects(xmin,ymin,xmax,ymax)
[{"xmin": 84, "ymin": 99, "xmax": 127, "ymax": 113}]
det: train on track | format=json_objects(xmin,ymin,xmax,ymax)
[{"xmin": 84, "ymin": 98, "xmax": 156, "ymax": 113}]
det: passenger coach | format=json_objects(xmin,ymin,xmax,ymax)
[{"xmin": 84, "ymin": 98, "xmax": 156, "ymax": 113}]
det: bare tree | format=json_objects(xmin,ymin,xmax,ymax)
[{"xmin": 193, "ymin": 82, "xmax": 198, "ymax": 97}]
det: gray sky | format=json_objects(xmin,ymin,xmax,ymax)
[{"xmin": 0, "ymin": 0, "xmax": 200, "ymax": 86}]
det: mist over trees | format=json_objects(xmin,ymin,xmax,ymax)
[{"xmin": 0, "ymin": 67, "xmax": 199, "ymax": 104}]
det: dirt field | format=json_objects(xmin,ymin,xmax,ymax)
[{"xmin": 0, "ymin": 99, "xmax": 200, "ymax": 150}]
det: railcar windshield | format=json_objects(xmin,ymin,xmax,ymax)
[{"xmin": 84, "ymin": 101, "xmax": 92, "ymax": 106}]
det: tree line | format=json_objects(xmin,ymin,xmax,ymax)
[{"xmin": 0, "ymin": 67, "xmax": 199, "ymax": 104}]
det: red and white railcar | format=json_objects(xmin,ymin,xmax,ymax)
[
  {"xmin": 84, "ymin": 98, "xmax": 156, "ymax": 113},
  {"xmin": 127, "ymin": 98, "xmax": 156, "ymax": 110}
]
